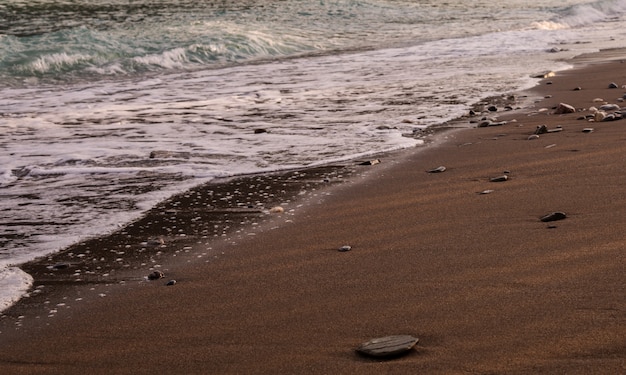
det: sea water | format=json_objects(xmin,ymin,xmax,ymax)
[{"xmin": 1, "ymin": 0, "xmax": 626, "ymax": 311}]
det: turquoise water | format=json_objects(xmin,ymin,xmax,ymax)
[
  {"xmin": 1, "ymin": 0, "xmax": 626, "ymax": 311},
  {"xmin": 2, "ymin": 0, "xmax": 624, "ymax": 84}
]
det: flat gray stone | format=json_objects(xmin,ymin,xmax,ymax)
[{"xmin": 356, "ymin": 335, "xmax": 419, "ymax": 358}]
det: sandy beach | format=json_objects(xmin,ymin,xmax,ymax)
[{"xmin": 0, "ymin": 51, "xmax": 625, "ymax": 374}]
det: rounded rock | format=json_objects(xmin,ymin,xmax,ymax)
[{"xmin": 148, "ymin": 270, "xmax": 164, "ymax": 280}]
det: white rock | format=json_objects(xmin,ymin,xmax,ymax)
[{"xmin": 594, "ymin": 111, "xmax": 606, "ymax": 122}]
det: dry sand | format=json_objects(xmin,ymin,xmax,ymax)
[{"xmin": 0, "ymin": 51, "xmax": 624, "ymax": 374}]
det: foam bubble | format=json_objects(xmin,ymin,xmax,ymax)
[{"xmin": 0, "ymin": 267, "xmax": 33, "ymax": 313}]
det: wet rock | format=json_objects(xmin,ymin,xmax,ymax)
[
  {"xmin": 356, "ymin": 335, "xmax": 419, "ymax": 359},
  {"xmin": 532, "ymin": 71, "xmax": 555, "ymax": 79},
  {"xmin": 359, "ymin": 159, "xmax": 381, "ymax": 166},
  {"xmin": 555, "ymin": 103, "xmax": 576, "ymax": 114},
  {"xmin": 540, "ymin": 211, "xmax": 567, "ymax": 222}
]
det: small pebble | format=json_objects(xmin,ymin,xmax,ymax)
[
  {"xmin": 582, "ymin": 128, "xmax": 594, "ymax": 133},
  {"xmin": 148, "ymin": 270, "xmax": 164, "ymax": 280},
  {"xmin": 478, "ymin": 189, "xmax": 494, "ymax": 195},
  {"xmin": 490, "ymin": 175, "xmax": 508, "ymax": 182},
  {"xmin": 166, "ymin": 280, "xmax": 176, "ymax": 286},
  {"xmin": 540, "ymin": 211, "xmax": 567, "ymax": 222},
  {"xmin": 427, "ymin": 166, "xmax": 446, "ymax": 173},
  {"xmin": 338, "ymin": 245, "xmax": 352, "ymax": 252},
  {"xmin": 528, "ymin": 134, "xmax": 540, "ymax": 140},
  {"xmin": 608, "ymin": 82, "xmax": 618, "ymax": 89},
  {"xmin": 269, "ymin": 206, "xmax": 284, "ymax": 213}
]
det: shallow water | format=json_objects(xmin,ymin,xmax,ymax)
[{"xmin": 1, "ymin": 0, "xmax": 626, "ymax": 311}]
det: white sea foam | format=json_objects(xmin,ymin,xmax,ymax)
[{"xmin": 0, "ymin": 267, "xmax": 33, "ymax": 312}]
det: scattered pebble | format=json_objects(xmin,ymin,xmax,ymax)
[
  {"xmin": 148, "ymin": 270, "xmax": 164, "ymax": 280},
  {"xmin": 427, "ymin": 166, "xmax": 446, "ymax": 173},
  {"xmin": 608, "ymin": 82, "xmax": 618, "ymax": 89},
  {"xmin": 478, "ymin": 189, "xmax": 494, "ymax": 195},
  {"xmin": 527, "ymin": 134, "xmax": 540, "ymax": 140},
  {"xmin": 146, "ymin": 238, "xmax": 165, "ymax": 247},
  {"xmin": 338, "ymin": 245, "xmax": 352, "ymax": 252},
  {"xmin": 555, "ymin": 102, "xmax": 575, "ymax": 114},
  {"xmin": 356, "ymin": 335, "xmax": 419, "ymax": 359},
  {"xmin": 490, "ymin": 175, "xmax": 508, "ymax": 182},
  {"xmin": 534, "ymin": 125, "xmax": 548, "ymax": 135},
  {"xmin": 582, "ymin": 128, "xmax": 594, "ymax": 133},
  {"xmin": 599, "ymin": 104, "xmax": 620, "ymax": 111},
  {"xmin": 166, "ymin": 280, "xmax": 177, "ymax": 286},
  {"xmin": 540, "ymin": 211, "xmax": 567, "ymax": 222},
  {"xmin": 269, "ymin": 206, "xmax": 284, "ymax": 213}
]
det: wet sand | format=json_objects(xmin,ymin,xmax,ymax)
[{"xmin": 0, "ymin": 51, "xmax": 625, "ymax": 374}]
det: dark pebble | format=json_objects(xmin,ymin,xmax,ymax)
[
  {"xmin": 166, "ymin": 280, "xmax": 177, "ymax": 286},
  {"xmin": 148, "ymin": 270, "xmax": 164, "ymax": 280},
  {"xmin": 608, "ymin": 82, "xmax": 618, "ymax": 89},
  {"xmin": 359, "ymin": 159, "xmax": 380, "ymax": 166},
  {"xmin": 540, "ymin": 212, "xmax": 567, "ymax": 222}
]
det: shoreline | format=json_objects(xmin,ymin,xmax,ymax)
[{"xmin": 1, "ymin": 49, "xmax": 625, "ymax": 373}]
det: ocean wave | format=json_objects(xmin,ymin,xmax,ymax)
[{"xmin": 557, "ymin": 0, "xmax": 626, "ymax": 27}]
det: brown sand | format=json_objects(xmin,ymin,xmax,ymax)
[{"xmin": 0, "ymin": 52, "xmax": 625, "ymax": 374}]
